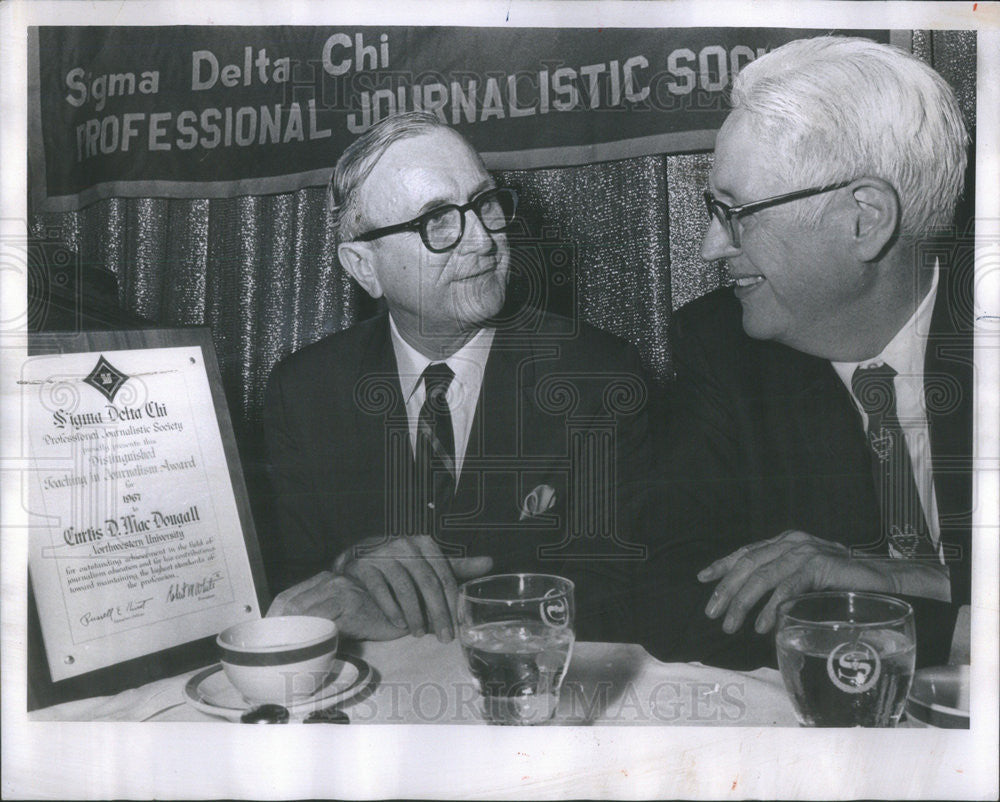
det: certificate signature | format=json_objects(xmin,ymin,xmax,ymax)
[
  {"xmin": 79, "ymin": 596, "xmax": 153, "ymax": 627},
  {"xmin": 165, "ymin": 570, "xmax": 225, "ymax": 603}
]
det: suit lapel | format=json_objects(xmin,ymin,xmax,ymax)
[
  {"xmin": 924, "ymin": 261, "xmax": 973, "ymax": 602},
  {"xmin": 925, "ymin": 263, "xmax": 974, "ymax": 522},
  {"xmin": 765, "ymin": 343, "xmax": 880, "ymax": 546},
  {"xmin": 762, "ymin": 340, "xmax": 863, "ymax": 456},
  {"xmin": 358, "ymin": 314, "xmax": 409, "ymax": 441},
  {"xmin": 353, "ymin": 315, "xmax": 414, "ymax": 535},
  {"xmin": 452, "ymin": 326, "xmax": 530, "ymax": 510}
]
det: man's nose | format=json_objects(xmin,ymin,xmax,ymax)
[
  {"xmin": 457, "ymin": 207, "xmax": 496, "ymax": 254},
  {"xmin": 700, "ymin": 217, "xmax": 740, "ymax": 262}
]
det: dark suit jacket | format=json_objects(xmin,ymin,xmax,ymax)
[
  {"xmin": 639, "ymin": 271, "xmax": 973, "ymax": 670},
  {"xmin": 264, "ymin": 309, "xmax": 651, "ymax": 642}
]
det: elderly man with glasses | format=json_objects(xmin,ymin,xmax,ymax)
[
  {"xmin": 263, "ymin": 111, "xmax": 650, "ymax": 643},
  {"xmin": 639, "ymin": 36, "xmax": 973, "ymax": 669}
]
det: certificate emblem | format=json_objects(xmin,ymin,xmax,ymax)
[{"xmin": 83, "ymin": 354, "xmax": 129, "ymax": 402}]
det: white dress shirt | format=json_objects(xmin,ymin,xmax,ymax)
[
  {"xmin": 388, "ymin": 315, "xmax": 494, "ymax": 481},
  {"xmin": 831, "ymin": 265, "xmax": 942, "ymax": 557}
]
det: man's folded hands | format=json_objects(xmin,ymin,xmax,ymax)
[
  {"xmin": 269, "ymin": 535, "xmax": 494, "ymax": 643},
  {"xmin": 266, "ymin": 570, "xmax": 408, "ymax": 641},
  {"xmin": 334, "ymin": 535, "xmax": 493, "ymax": 643}
]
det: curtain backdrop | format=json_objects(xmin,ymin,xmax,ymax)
[
  {"xmin": 29, "ymin": 30, "xmax": 975, "ymax": 437},
  {"xmin": 30, "ymin": 153, "xmax": 708, "ymax": 424}
]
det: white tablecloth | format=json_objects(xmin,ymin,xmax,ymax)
[{"xmin": 29, "ymin": 636, "xmax": 798, "ymax": 726}]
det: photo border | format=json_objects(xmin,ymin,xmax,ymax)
[{"xmin": 2, "ymin": 1, "xmax": 998, "ymax": 799}]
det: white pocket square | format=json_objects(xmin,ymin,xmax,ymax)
[{"xmin": 519, "ymin": 484, "xmax": 557, "ymax": 521}]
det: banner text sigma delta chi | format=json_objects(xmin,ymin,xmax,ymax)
[{"xmin": 65, "ymin": 32, "xmax": 769, "ymax": 161}]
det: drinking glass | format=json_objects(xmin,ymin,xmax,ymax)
[
  {"xmin": 775, "ymin": 591, "xmax": 916, "ymax": 727},
  {"xmin": 457, "ymin": 573, "xmax": 575, "ymax": 725}
]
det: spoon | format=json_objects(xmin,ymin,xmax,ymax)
[
  {"xmin": 304, "ymin": 706, "xmax": 350, "ymax": 724},
  {"xmin": 241, "ymin": 703, "xmax": 290, "ymax": 723},
  {"xmin": 240, "ymin": 703, "xmax": 350, "ymax": 724}
]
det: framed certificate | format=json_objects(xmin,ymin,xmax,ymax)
[{"xmin": 22, "ymin": 328, "xmax": 268, "ymax": 700}]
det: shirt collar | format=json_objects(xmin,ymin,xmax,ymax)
[
  {"xmin": 388, "ymin": 314, "xmax": 495, "ymax": 402},
  {"xmin": 832, "ymin": 261, "xmax": 939, "ymax": 384}
]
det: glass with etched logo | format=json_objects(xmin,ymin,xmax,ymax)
[
  {"xmin": 775, "ymin": 592, "xmax": 916, "ymax": 727},
  {"xmin": 458, "ymin": 574, "xmax": 574, "ymax": 725}
]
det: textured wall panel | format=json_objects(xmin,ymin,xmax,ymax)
[
  {"xmin": 666, "ymin": 153, "xmax": 729, "ymax": 316},
  {"xmin": 497, "ymin": 157, "xmax": 672, "ymax": 382}
]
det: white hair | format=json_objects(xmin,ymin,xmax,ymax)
[
  {"xmin": 329, "ymin": 111, "xmax": 457, "ymax": 241},
  {"xmin": 730, "ymin": 36, "xmax": 969, "ymax": 237}
]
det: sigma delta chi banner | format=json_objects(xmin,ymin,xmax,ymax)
[{"xmin": 28, "ymin": 26, "xmax": 899, "ymax": 212}]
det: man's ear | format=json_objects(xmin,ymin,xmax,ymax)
[
  {"xmin": 848, "ymin": 178, "xmax": 900, "ymax": 262},
  {"xmin": 337, "ymin": 242, "xmax": 383, "ymax": 299}
]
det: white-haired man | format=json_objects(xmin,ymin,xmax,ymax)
[
  {"xmin": 264, "ymin": 112, "xmax": 650, "ymax": 643},
  {"xmin": 641, "ymin": 36, "xmax": 972, "ymax": 668}
]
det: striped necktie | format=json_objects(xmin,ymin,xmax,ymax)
[{"xmin": 415, "ymin": 363, "xmax": 456, "ymax": 527}]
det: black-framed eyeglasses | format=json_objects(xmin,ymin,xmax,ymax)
[
  {"xmin": 353, "ymin": 187, "xmax": 518, "ymax": 253},
  {"xmin": 704, "ymin": 180, "xmax": 853, "ymax": 248}
]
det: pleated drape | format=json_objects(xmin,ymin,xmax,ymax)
[{"xmin": 33, "ymin": 154, "xmax": 698, "ymax": 427}]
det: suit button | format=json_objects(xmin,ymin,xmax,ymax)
[{"xmin": 427, "ymin": 502, "xmax": 435, "ymax": 509}]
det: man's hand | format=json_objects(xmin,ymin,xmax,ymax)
[
  {"xmin": 266, "ymin": 571, "xmax": 410, "ymax": 641},
  {"xmin": 336, "ymin": 535, "xmax": 493, "ymax": 642},
  {"xmin": 697, "ymin": 530, "xmax": 951, "ymax": 635}
]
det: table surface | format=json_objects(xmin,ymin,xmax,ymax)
[{"xmin": 29, "ymin": 636, "xmax": 799, "ymax": 726}]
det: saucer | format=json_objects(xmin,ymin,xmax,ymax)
[
  {"xmin": 906, "ymin": 664, "xmax": 970, "ymax": 728},
  {"xmin": 184, "ymin": 654, "xmax": 373, "ymax": 721}
]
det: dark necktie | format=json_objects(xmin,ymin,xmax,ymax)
[
  {"xmin": 851, "ymin": 363, "xmax": 937, "ymax": 559},
  {"xmin": 415, "ymin": 363, "xmax": 456, "ymax": 526}
]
